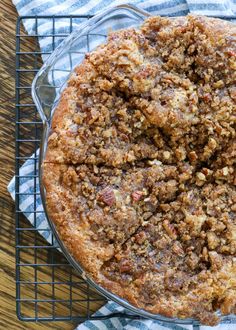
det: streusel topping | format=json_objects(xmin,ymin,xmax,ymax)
[{"xmin": 43, "ymin": 15, "xmax": 236, "ymax": 325}]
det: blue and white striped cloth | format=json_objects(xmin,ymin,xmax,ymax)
[
  {"xmin": 9, "ymin": 0, "xmax": 236, "ymax": 329},
  {"xmin": 13, "ymin": 0, "xmax": 236, "ymax": 62}
]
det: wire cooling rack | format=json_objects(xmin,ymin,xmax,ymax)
[
  {"xmin": 15, "ymin": 14, "xmax": 236, "ymax": 326},
  {"xmin": 15, "ymin": 15, "xmax": 145, "ymax": 323}
]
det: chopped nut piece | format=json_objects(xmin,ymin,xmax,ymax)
[
  {"xmin": 189, "ymin": 151, "xmax": 198, "ymax": 162},
  {"xmin": 213, "ymin": 80, "xmax": 224, "ymax": 89},
  {"xmin": 222, "ymin": 167, "xmax": 229, "ymax": 176},
  {"xmin": 163, "ymin": 220, "xmax": 177, "ymax": 239},
  {"xmin": 172, "ymin": 241, "xmax": 184, "ymax": 256},
  {"xmin": 196, "ymin": 172, "xmax": 206, "ymax": 181},
  {"xmin": 131, "ymin": 190, "xmax": 143, "ymax": 202},
  {"xmin": 119, "ymin": 259, "xmax": 133, "ymax": 273},
  {"xmin": 202, "ymin": 168, "xmax": 213, "ymax": 177},
  {"xmin": 208, "ymin": 251, "xmax": 223, "ymax": 270},
  {"xmin": 175, "ymin": 147, "xmax": 186, "ymax": 161},
  {"xmin": 202, "ymin": 246, "xmax": 209, "ymax": 261},
  {"xmin": 163, "ymin": 151, "xmax": 171, "ymax": 159},
  {"xmin": 186, "ymin": 252, "xmax": 199, "ymax": 270},
  {"xmin": 99, "ymin": 186, "xmax": 115, "ymax": 206},
  {"xmin": 185, "ymin": 213, "xmax": 207, "ymax": 233},
  {"xmin": 147, "ymin": 159, "xmax": 162, "ymax": 166},
  {"xmin": 135, "ymin": 231, "xmax": 147, "ymax": 244},
  {"xmin": 207, "ymin": 232, "xmax": 220, "ymax": 250}
]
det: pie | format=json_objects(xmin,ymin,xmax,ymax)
[{"xmin": 42, "ymin": 15, "xmax": 236, "ymax": 325}]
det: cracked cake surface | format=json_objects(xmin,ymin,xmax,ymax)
[{"xmin": 42, "ymin": 15, "xmax": 236, "ymax": 325}]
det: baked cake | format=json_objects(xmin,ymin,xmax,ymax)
[{"xmin": 42, "ymin": 15, "xmax": 236, "ymax": 325}]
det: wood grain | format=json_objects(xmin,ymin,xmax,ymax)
[{"xmin": 0, "ymin": 1, "xmax": 104, "ymax": 329}]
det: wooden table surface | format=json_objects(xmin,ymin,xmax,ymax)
[{"xmin": 0, "ymin": 1, "xmax": 103, "ymax": 329}]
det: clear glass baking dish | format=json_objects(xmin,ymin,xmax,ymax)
[{"xmin": 32, "ymin": 4, "xmax": 236, "ymax": 325}]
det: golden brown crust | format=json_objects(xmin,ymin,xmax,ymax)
[
  {"xmin": 42, "ymin": 163, "xmax": 115, "ymax": 276},
  {"xmin": 42, "ymin": 15, "xmax": 236, "ymax": 325}
]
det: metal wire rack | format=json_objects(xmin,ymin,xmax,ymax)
[
  {"xmin": 15, "ymin": 14, "xmax": 236, "ymax": 326},
  {"xmin": 15, "ymin": 15, "xmax": 145, "ymax": 323}
]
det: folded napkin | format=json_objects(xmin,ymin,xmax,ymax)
[{"xmin": 9, "ymin": 0, "xmax": 236, "ymax": 329}]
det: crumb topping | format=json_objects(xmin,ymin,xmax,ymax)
[{"xmin": 43, "ymin": 15, "xmax": 236, "ymax": 325}]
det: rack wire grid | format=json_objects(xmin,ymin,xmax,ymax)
[
  {"xmin": 15, "ymin": 14, "xmax": 146, "ymax": 323},
  {"xmin": 15, "ymin": 14, "xmax": 236, "ymax": 326}
]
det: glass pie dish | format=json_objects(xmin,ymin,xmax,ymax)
[{"xmin": 32, "ymin": 4, "xmax": 236, "ymax": 325}]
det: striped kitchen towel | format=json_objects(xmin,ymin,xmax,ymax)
[
  {"xmin": 76, "ymin": 301, "xmax": 235, "ymax": 330},
  {"xmin": 12, "ymin": 0, "xmax": 236, "ymax": 63},
  {"xmin": 9, "ymin": 0, "xmax": 236, "ymax": 329}
]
